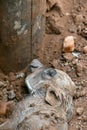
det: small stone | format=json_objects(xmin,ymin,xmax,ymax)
[
  {"xmin": 72, "ymin": 59, "xmax": 78, "ymax": 65},
  {"xmin": 76, "ymin": 61, "xmax": 87, "ymax": 76},
  {"xmin": 16, "ymin": 73, "xmax": 25, "ymax": 79},
  {"xmin": 7, "ymin": 90, "xmax": 16, "ymax": 100},
  {"xmin": 63, "ymin": 36, "xmax": 75, "ymax": 52},
  {"xmin": 76, "ymin": 107, "xmax": 84, "ymax": 116},
  {"xmin": 72, "ymin": 52, "xmax": 80, "ymax": 57},
  {"xmin": 0, "ymin": 102, "xmax": 7, "ymax": 115},
  {"xmin": 78, "ymin": 116, "xmax": 82, "ymax": 120},
  {"xmin": 47, "ymin": 0, "xmax": 57, "ymax": 10},
  {"xmin": 76, "ymin": 62, "xmax": 83, "ymax": 76},
  {"xmin": 74, "ymin": 90, "xmax": 86, "ymax": 98},
  {"xmin": 68, "ymin": 25, "xmax": 76, "ymax": 33},
  {"xmin": 81, "ymin": 27, "xmax": 87, "ymax": 38},
  {"xmin": 63, "ymin": 53, "xmax": 74, "ymax": 61},
  {"xmin": 83, "ymin": 46, "xmax": 87, "ymax": 54},
  {"xmin": 82, "ymin": 115, "xmax": 87, "ymax": 122},
  {"xmin": 51, "ymin": 59, "xmax": 58, "ymax": 68},
  {"xmin": 64, "ymin": 62, "xmax": 69, "ymax": 66},
  {"xmin": 74, "ymin": 14, "xmax": 84, "ymax": 25},
  {"xmin": 3, "ymin": 94, "xmax": 8, "ymax": 102},
  {"xmin": 0, "ymin": 81, "xmax": 6, "ymax": 87}
]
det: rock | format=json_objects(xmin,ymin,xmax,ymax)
[
  {"xmin": 74, "ymin": 14, "xmax": 84, "ymax": 25},
  {"xmin": 72, "ymin": 59, "xmax": 78, "ymax": 65},
  {"xmin": 68, "ymin": 25, "xmax": 76, "ymax": 33},
  {"xmin": 46, "ymin": 14, "xmax": 64, "ymax": 34},
  {"xmin": 76, "ymin": 107, "xmax": 84, "ymax": 116},
  {"xmin": 3, "ymin": 94, "xmax": 8, "ymax": 102},
  {"xmin": 63, "ymin": 53, "xmax": 74, "ymax": 61},
  {"xmin": 0, "ymin": 81, "xmax": 6, "ymax": 87},
  {"xmin": 76, "ymin": 62, "xmax": 87, "ymax": 77},
  {"xmin": 83, "ymin": 17, "xmax": 87, "ymax": 25},
  {"xmin": 16, "ymin": 73, "xmax": 25, "ymax": 79},
  {"xmin": 77, "ymin": 26, "xmax": 87, "ymax": 38},
  {"xmin": 47, "ymin": 0, "xmax": 73, "ymax": 15},
  {"xmin": 0, "ymin": 102, "xmax": 7, "ymax": 115},
  {"xmin": 74, "ymin": 90, "xmax": 86, "ymax": 98},
  {"xmin": 72, "ymin": 52, "xmax": 80, "ymax": 58},
  {"xmin": 81, "ymin": 27, "xmax": 87, "ymax": 38},
  {"xmin": 51, "ymin": 59, "xmax": 58, "ymax": 68},
  {"xmin": 0, "ymin": 101, "xmax": 15, "ymax": 116},
  {"xmin": 3, "ymin": 88, "xmax": 8, "ymax": 101},
  {"xmin": 83, "ymin": 46, "xmax": 87, "ymax": 54},
  {"xmin": 76, "ymin": 62, "xmax": 83, "ymax": 77},
  {"xmin": 82, "ymin": 115, "xmax": 87, "ymax": 122},
  {"xmin": 63, "ymin": 36, "xmax": 75, "ymax": 52},
  {"xmin": 46, "ymin": 0, "xmax": 57, "ymax": 10},
  {"xmin": 7, "ymin": 90, "xmax": 16, "ymax": 100}
]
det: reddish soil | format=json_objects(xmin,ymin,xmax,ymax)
[
  {"xmin": 0, "ymin": 0, "xmax": 87, "ymax": 130},
  {"xmin": 38, "ymin": 0, "xmax": 87, "ymax": 129}
]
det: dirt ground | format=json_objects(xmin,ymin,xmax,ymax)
[{"xmin": 0, "ymin": 0, "xmax": 87, "ymax": 130}]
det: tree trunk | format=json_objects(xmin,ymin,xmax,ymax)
[{"xmin": 0, "ymin": 0, "xmax": 45, "ymax": 73}]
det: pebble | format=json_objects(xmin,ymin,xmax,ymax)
[
  {"xmin": 51, "ymin": 59, "xmax": 58, "ymax": 68},
  {"xmin": 0, "ymin": 81, "xmax": 6, "ymax": 87},
  {"xmin": 81, "ymin": 27, "xmax": 87, "ymax": 38},
  {"xmin": 63, "ymin": 36, "xmax": 75, "ymax": 52},
  {"xmin": 68, "ymin": 26, "xmax": 76, "ymax": 33},
  {"xmin": 7, "ymin": 90, "xmax": 16, "ymax": 100},
  {"xmin": 72, "ymin": 59, "xmax": 78, "ymax": 65},
  {"xmin": 63, "ymin": 53, "xmax": 74, "ymax": 61},
  {"xmin": 74, "ymin": 14, "xmax": 84, "ymax": 25},
  {"xmin": 76, "ymin": 62, "xmax": 83, "ymax": 76},
  {"xmin": 76, "ymin": 107, "xmax": 84, "ymax": 116},
  {"xmin": 16, "ymin": 73, "xmax": 25, "ymax": 79},
  {"xmin": 82, "ymin": 115, "xmax": 87, "ymax": 122},
  {"xmin": 83, "ymin": 46, "xmax": 87, "ymax": 54},
  {"xmin": 72, "ymin": 52, "xmax": 80, "ymax": 57},
  {"xmin": 0, "ymin": 102, "xmax": 7, "ymax": 115},
  {"xmin": 75, "ymin": 90, "xmax": 86, "ymax": 98}
]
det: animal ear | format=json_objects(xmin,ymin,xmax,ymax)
[
  {"xmin": 45, "ymin": 86, "xmax": 63, "ymax": 107},
  {"xmin": 30, "ymin": 59, "xmax": 43, "ymax": 68}
]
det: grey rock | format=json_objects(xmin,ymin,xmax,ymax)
[{"xmin": 7, "ymin": 90, "xmax": 16, "ymax": 100}]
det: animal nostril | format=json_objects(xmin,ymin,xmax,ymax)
[
  {"xmin": 41, "ymin": 68, "xmax": 57, "ymax": 80},
  {"xmin": 48, "ymin": 68, "xmax": 57, "ymax": 77}
]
